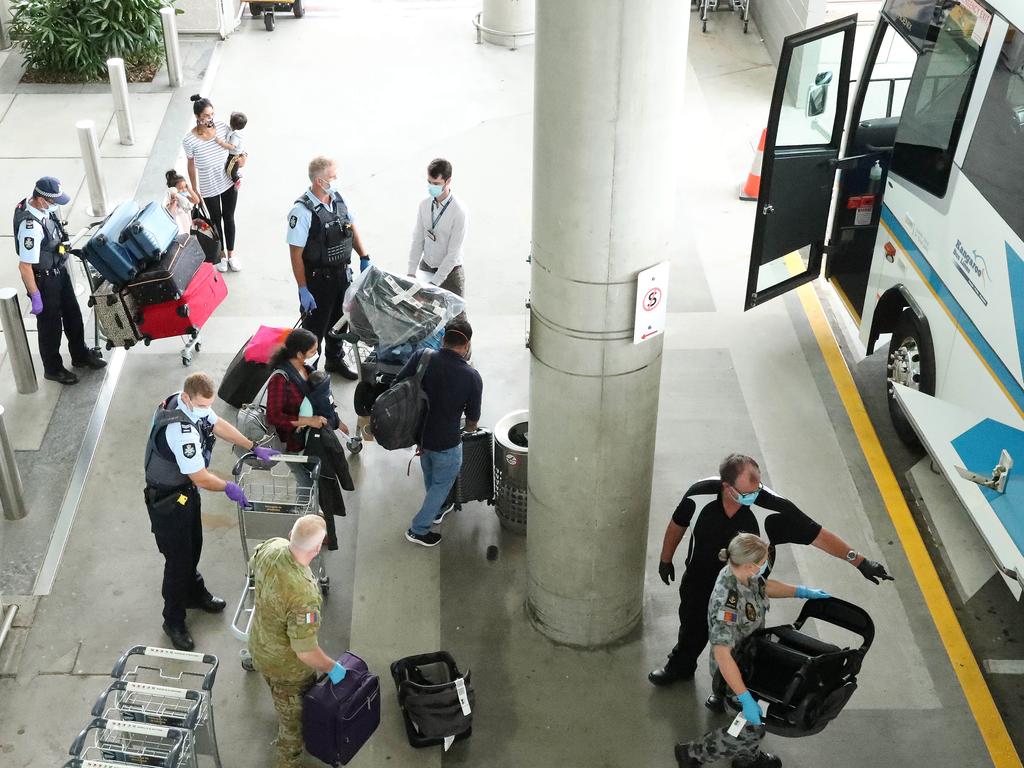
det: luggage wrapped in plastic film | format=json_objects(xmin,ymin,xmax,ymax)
[{"xmin": 343, "ymin": 265, "xmax": 465, "ymax": 350}]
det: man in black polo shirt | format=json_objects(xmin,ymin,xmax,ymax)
[
  {"xmin": 397, "ymin": 319, "xmax": 482, "ymax": 547},
  {"xmin": 649, "ymin": 453, "xmax": 893, "ymax": 699}
]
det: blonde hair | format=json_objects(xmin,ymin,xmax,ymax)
[
  {"xmin": 719, "ymin": 533, "xmax": 769, "ymax": 566},
  {"xmin": 290, "ymin": 514, "xmax": 327, "ymax": 551},
  {"xmin": 182, "ymin": 372, "xmax": 215, "ymax": 399},
  {"xmin": 308, "ymin": 156, "xmax": 334, "ymax": 182}
]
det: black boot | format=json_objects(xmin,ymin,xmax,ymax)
[
  {"xmin": 162, "ymin": 622, "xmax": 195, "ymax": 651},
  {"xmin": 648, "ymin": 666, "xmax": 693, "ymax": 687},
  {"xmin": 733, "ymin": 751, "xmax": 782, "ymax": 768}
]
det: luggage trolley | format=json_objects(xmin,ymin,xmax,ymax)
[
  {"xmin": 693, "ymin": 0, "xmax": 750, "ymax": 33},
  {"xmin": 69, "ymin": 717, "xmax": 193, "ymax": 768},
  {"xmin": 110, "ymin": 646, "xmax": 223, "ymax": 768},
  {"xmin": 230, "ymin": 453, "xmax": 327, "ymax": 646}
]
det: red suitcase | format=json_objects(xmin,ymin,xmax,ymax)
[{"xmin": 136, "ymin": 262, "xmax": 227, "ymax": 342}]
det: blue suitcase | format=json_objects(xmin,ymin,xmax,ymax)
[
  {"xmin": 82, "ymin": 201, "xmax": 142, "ymax": 287},
  {"xmin": 120, "ymin": 201, "xmax": 179, "ymax": 264}
]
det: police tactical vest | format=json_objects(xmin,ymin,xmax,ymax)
[
  {"xmin": 297, "ymin": 191, "xmax": 354, "ymax": 268},
  {"xmin": 144, "ymin": 393, "xmax": 217, "ymax": 490},
  {"xmin": 12, "ymin": 199, "xmax": 67, "ymax": 271}
]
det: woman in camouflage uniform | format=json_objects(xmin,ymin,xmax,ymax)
[{"xmin": 674, "ymin": 533, "xmax": 831, "ymax": 768}]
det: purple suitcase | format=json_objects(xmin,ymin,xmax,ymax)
[
  {"xmin": 120, "ymin": 201, "xmax": 179, "ymax": 264},
  {"xmin": 302, "ymin": 652, "xmax": 380, "ymax": 766}
]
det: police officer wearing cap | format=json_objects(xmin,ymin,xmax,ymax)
[
  {"xmin": 288, "ymin": 155, "xmax": 371, "ymax": 380},
  {"xmin": 14, "ymin": 176, "xmax": 105, "ymax": 384},
  {"xmin": 144, "ymin": 372, "xmax": 280, "ymax": 651}
]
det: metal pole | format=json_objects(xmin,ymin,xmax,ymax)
[
  {"xmin": 107, "ymin": 58, "xmax": 135, "ymax": 146},
  {"xmin": 0, "ymin": 288, "xmax": 37, "ymax": 394},
  {"xmin": 0, "ymin": 405, "xmax": 27, "ymax": 521},
  {"xmin": 0, "ymin": 600, "xmax": 17, "ymax": 658},
  {"xmin": 76, "ymin": 120, "xmax": 108, "ymax": 218},
  {"xmin": 161, "ymin": 7, "xmax": 184, "ymax": 88}
]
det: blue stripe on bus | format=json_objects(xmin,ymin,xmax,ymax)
[{"xmin": 880, "ymin": 205, "xmax": 1024, "ymax": 417}]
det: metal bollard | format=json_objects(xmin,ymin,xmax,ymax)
[
  {"xmin": 107, "ymin": 58, "xmax": 135, "ymax": 146},
  {"xmin": 76, "ymin": 120, "xmax": 108, "ymax": 217},
  {"xmin": 161, "ymin": 7, "xmax": 184, "ymax": 88},
  {"xmin": 0, "ymin": 406, "xmax": 26, "ymax": 521},
  {"xmin": 0, "ymin": 288, "xmax": 37, "ymax": 394}
]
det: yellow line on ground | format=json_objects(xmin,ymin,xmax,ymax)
[{"xmin": 785, "ymin": 253, "xmax": 1021, "ymax": 768}]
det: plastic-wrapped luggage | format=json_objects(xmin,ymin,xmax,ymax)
[
  {"xmin": 81, "ymin": 200, "xmax": 143, "ymax": 286},
  {"xmin": 445, "ymin": 429, "xmax": 494, "ymax": 509},
  {"xmin": 343, "ymin": 265, "xmax": 465, "ymax": 348},
  {"xmin": 90, "ymin": 281, "xmax": 142, "ymax": 350},
  {"xmin": 302, "ymin": 652, "xmax": 380, "ymax": 766},
  {"xmin": 136, "ymin": 262, "xmax": 227, "ymax": 342},
  {"xmin": 391, "ymin": 651, "xmax": 474, "ymax": 749},
  {"xmin": 124, "ymin": 235, "xmax": 204, "ymax": 306},
  {"xmin": 120, "ymin": 201, "xmax": 179, "ymax": 264}
]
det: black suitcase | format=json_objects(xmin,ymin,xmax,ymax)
[
  {"xmin": 218, "ymin": 338, "xmax": 273, "ymax": 408},
  {"xmin": 445, "ymin": 429, "xmax": 493, "ymax": 510},
  {"xmin": 390, "ymin": 651, "xmax": 473, "ymax": 749},
  {"xmin": 124, "ymin": 235, "xmax": 204, "ymax": 306}
]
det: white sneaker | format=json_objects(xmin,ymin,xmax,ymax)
[
  {"xmin": 215, "ymin": 260, "xmax": 228, "ymax": 273},
  {"xmin": 227, "ymin": 257, "xmax": 242, "ymax": 272}
]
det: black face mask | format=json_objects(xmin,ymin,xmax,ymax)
[{"xmin": 199, "ymin": 118, "xmax": 214, "ymax": 128}]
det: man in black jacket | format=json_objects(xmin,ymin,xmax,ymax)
[{"xmin": 649, "ymin": 453, "xmax": 893, "ymax": 704}]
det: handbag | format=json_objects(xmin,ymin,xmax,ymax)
[
  {"xmin": 191, "ymin": 200, "xmax": 222, "ymax": 264},
  {"xmin": 235, "ymin": 371, "xmax": 286, "ymax": 456}
]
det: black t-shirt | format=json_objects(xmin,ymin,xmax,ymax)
[{"xmin": 671, "ymin": 477, "xmax": 822, "ymax": 584}]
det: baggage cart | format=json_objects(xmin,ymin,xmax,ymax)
[
  {"xmin": 230, "ymin": 453, "xmax": 328, "ymax": 647},
  {"xmin": 693, "ymin": 0, "xmax": 750, "ymax": 33},
  {"xmin": 110, "ymin": 645, "xmax": 223, "ymax": 768},
  {"xmin": 247, "ymin": 0, "xmax": 304, "ymax": 32},
  {"xmin": 68, "ymin": 717, "xmax": 194, "ymax": 768}
]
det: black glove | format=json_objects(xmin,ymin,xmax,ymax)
[
  {"xmin": 857, "ymin": 558, "xmax": 893, "ymax": 584},
  {"xmin": 658, "ymin": 561, "xmax": 675, "ymax": 585}
]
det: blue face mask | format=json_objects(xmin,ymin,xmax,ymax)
[
  {"xmin": 756, "ymin": 559, "xmax": 770, "ymax": 577},
  {"xmin": 428, "ymin": 183, "xmax": 444, "ymax": 198},
  {"xmin": 181, "ymin": 397, "xmax": 212, "ymax": 423},
  {"xmin": 733, "ymin": 485, "xmax": 761, "ymax": 506}
]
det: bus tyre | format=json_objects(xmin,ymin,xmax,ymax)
[{"xmin": 886, "ymin": 310, "xmax": 935, "ymax": 449}]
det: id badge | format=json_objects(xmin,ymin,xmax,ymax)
[
  {"xmin": 58, "ymin": 245, "xmax": 66, "ymax": 254},
  {"xmin": 727, "ymin": 712, "xmax": 747, "ymax": 737},
  {"xmin": 426, "ymin": 228, "xmax": 437, "ymax": 242}
]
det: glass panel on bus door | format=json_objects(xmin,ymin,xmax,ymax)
[{"xmin": 745, "ymin": 15, "xmax": 858, "ymax": 312}]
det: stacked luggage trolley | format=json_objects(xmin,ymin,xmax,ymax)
[
  {"xmin": 74, "ymin": 200, "xmax": 227, "ymax": 366},
  {"xmin": 65, "ymin": 644, "xmax": 222, "ymax": 768},
  {"xmin": 693, "ymin": 0, "xmax": 750, "ymax": 33},
  {"xmin": 230, "ymin": 452, "xmax": 329, "ymax": 646}
]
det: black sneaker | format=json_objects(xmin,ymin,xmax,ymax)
[
  {"xmin": 44, "ymin": 368, "xmax": 78, "ymax": 385},
  {"xmin": 433, "ymin": 503, "xmax": 455, "ymax": 525},
  {"xmin": 324, "ymin": 357, "xmax": 358, "ymax": 380},
  {"xmin": 405, "ymin": 529, "xmax": 442, "ymax": 547}
]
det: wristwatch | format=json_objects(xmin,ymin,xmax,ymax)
[{"xmin": 845, "ymin": 549, "xmax": 859, "ymax": 562}]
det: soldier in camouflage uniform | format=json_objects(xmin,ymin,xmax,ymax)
[
  {"xmin": 248, "ymin": 514, "xmax": 348, "ymax": 768},
  {"xmin": 675, "ymin": 533, "xmax": 831, "ymax": 768}
]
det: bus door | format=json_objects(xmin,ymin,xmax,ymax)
[{"xmin": 744, "ymin": 15, "xmax": 858, "ymax": 311}]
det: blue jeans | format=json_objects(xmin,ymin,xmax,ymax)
[{"xmin": 410, "ymin": 444, "xmax": 462, "ymax": 535}]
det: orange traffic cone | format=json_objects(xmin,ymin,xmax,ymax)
[{"xmin": 740, "ymin": 128, "xmax": 766, "ymax": 201}]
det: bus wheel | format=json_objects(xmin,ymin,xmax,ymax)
[{"xmin": 886, "ymin": 310, "xmax": 935, "ymax": 449}]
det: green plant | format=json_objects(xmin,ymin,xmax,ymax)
[{"xmin": 10, "ymin": 0, "xmax": 177, "ymax": 80}]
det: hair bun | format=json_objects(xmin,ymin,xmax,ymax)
[
  {"xmin": 190, "ymin": 94, "xmax": 201, "ymax": 102},
  {"xmin": 718, "ymin": 548, "xmax": 728, "ymax": 563}
]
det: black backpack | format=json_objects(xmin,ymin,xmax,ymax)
[{"xmin": 370, "ymin": 350, "xmax": 433, "ymax": 450}]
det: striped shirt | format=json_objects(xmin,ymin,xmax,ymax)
[{"xmin": 182, "ymin": 121, "xmax": 232, "ymax": 198}]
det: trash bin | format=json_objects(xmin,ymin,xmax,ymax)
[{"xmin": 493, "ymin": 409, "xmax": 528, "ymax": 533}]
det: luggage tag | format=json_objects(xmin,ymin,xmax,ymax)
[
  {"xmin": 727, "ymin": 712, "xmax": 747, "ymax": 737},
  {"xmin": 455, "ymin": 677, "xmax": 472, "ymax": 716},
  {"xmin": 443, "ymin": 735, "xmax": 454, "ymax": 752}
]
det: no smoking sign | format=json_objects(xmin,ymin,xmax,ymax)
[{"xmin": 633, "ymin": 262, "xmax": 670, "ymax": 344}]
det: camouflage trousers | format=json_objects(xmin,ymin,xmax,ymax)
[
  {"xmin": 263, "ymin": 674, "xmax": 317, "ymax": 768},
  {"xmin": 685, "ymin": 721, "xmax": 766, "ymax": 764}
]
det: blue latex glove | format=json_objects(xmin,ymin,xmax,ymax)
[
  {"xmin": 737, "ymin": 691, "xmax": 762, "ymax": 726},
  {"xmin": 328, "ymin": 661, "xmax": 347, "ymax": 684},
  {"xmin": 359, "ymin": 255, "xmax": 371, "ymax": 273},
  {"xmin": 298, "ymin": 286, "xmax": 317, "ymax": 312},
  {"xmin": 29, "ymin": 290, "xmax": 43, "ymax": 315},
  {"xmin": 252, "ymin": 445, "xmax": 280, "ymax": 463},
  {"xmin": 224, "ymin": 481, "xmax": 249, "ymax": 507},
  {"xmin": 795, "ymin": 585, "xmax": 831, "ymax": 600}
]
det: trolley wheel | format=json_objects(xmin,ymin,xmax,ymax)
[
  {"xmin": 250, "ymin": 2, "xmax": 263, "ymax": 15},
  {"xmin": 319, "ymin": 576, "xmax": 330, "ymax": 595},
  {"xmin": 265, "ymin": 11, "xmax": 275, "ymax": 30},
  {"xmin": 106, "ymin": 340, "xmax": 113, "ymax": 351},
  {"xmin": 346, "ymin": 437, "xmax": 363, "ymax": 454},
  {"xmin": 293, "ymin": 0, "xmax": 304, "ymax": 17},
  {"xmin": 240, "ymin": 648, "xmax": 256, "ymax": 672},
  {"xmin": 886, "ymin": 310, "xmax": 935, "ymax": 450},
  {"xmin": 194, "ymin": 342, "xmax": 202, "ymax": 352},
  {"xmin": 744, "ymin": 20, "xmax": 749, "ymax": 32},
  {"xmin": 182, "ymin": 354, "xmax": 192, "ymax": 366},
  {"xmin": 702, "ymin": 20, "xmax": 707, "ymax": 32}
]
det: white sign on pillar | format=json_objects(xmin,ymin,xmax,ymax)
[{"xmin": 633, "ymin": 261, "xmax": 669, "ymax": 344}]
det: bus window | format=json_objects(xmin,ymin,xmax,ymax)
[
  {"xmin": 962, "ymin": 26, "xmax": 1024, "ymax": 241},
  {"xmin": 859, "ymin": 24, "xmax": 917, "ymax": 121},
  {"xmin": 890, "ymin": 3, "xmax": 984, "ymax": 198},
  {"xmin": 777, "ymin": 32, "xmax": 846, "ymax": 146}
]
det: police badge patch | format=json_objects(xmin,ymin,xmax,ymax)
[
  {"xmin": 23, "ymin": 237, "xmax": 34, "ymax": 251},
  {"xmin": 289, "ymin": 214, "xmax": 298, "ymax": 229},
  {"xmin": 745, "ymin": 602, "xmax": 757, "ymax": 621},
  {"xmin": 24, "ymin": 220, "xmax": 34, "ymax": 229},
  {"xmin": 182, "ymin": 443, "xmax": 197, "ymax": 459}
]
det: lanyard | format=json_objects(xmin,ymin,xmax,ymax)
[{"xmin": 430, "ymin": 198, "xmax": 452, "ymax": 230}]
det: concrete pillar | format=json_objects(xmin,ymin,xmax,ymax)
[
  {"xmin": 527, "ymin": 0, "xmax": 686, "ymax": 646},
  {"xmin": 480, "ymin": 0, "xmax": 534, "ymax": 48}
]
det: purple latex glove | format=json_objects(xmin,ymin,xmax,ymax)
[
  {"xmin": 29, "ymin": 291, "xmax": 43, "ymax": 315},
  {"xmin": 224, "ymin": 481, "xmax": 249, "ymax": 507},
  {"xmin": 252, "ymin": 445, "xmax": 280, "ymax": 463}
]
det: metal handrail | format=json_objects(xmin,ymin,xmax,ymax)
[{"xmin": 472, "ymin": 11, "xmax": 534, "ymax": 51}]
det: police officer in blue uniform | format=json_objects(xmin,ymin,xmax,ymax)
[
  {"xmin": 144, "ymin": 372, "xmax": 279, "ymax": 651},
  {"xmin": 288, "ymin": 156, "xmax": 371, "ymax": 380},
  {"xmin": 14, "ymin": 176, "xmax": 105, "ymax": 384}
]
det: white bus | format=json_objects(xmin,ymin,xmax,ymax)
[{"xmin": 748, "ymin": 0, "xmax": 1024, "ymax": 597}]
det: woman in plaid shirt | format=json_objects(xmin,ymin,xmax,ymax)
[{"xmin": 265, "ymin": 329, "xmax": 327, "ymax": 452}]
